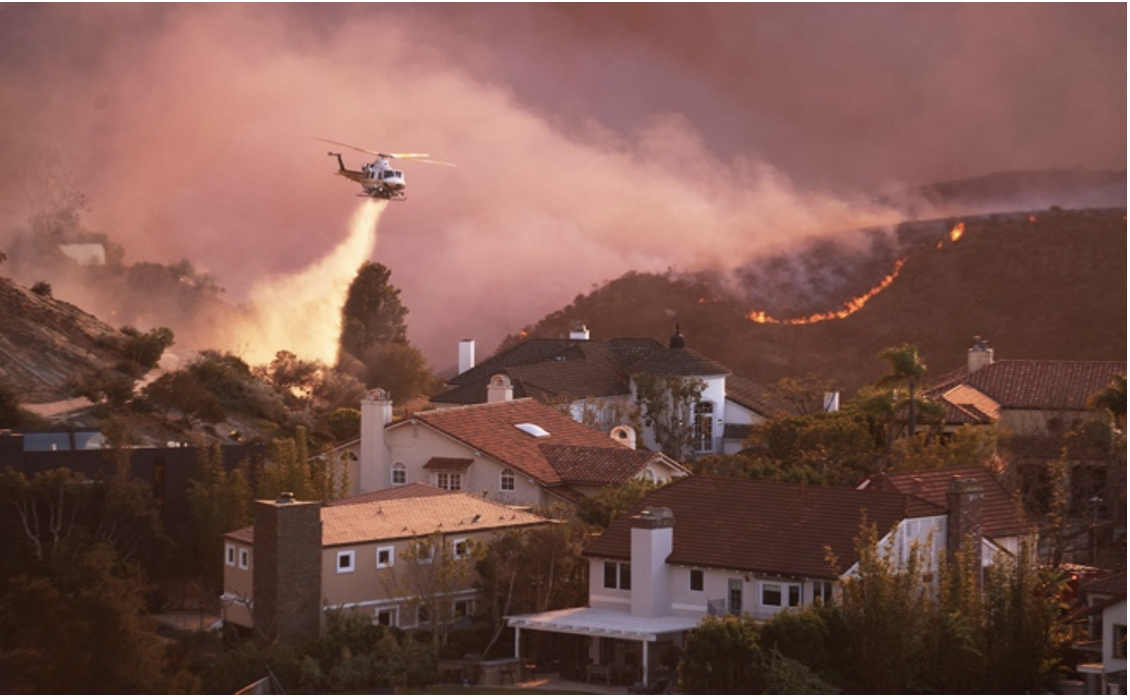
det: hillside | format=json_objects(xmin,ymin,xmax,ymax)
[
  {"xmin": 504, "ymin": 207, "xmax": 1127, "ymax": 392},
  {"xmin": 0, "ymin": 278, "xmax": 129, "ymax": 405}
]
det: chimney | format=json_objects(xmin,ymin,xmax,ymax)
[
  {"xmin": 945, "ymin": 477, "xmax": 984, "ymax": 558},
  {"xmin": 610, "ymin": 425, "xmax": 637, "ymax": 450},
  {"xmin": 252, "ymin": 495, "xmax": 323, "ymax": 645},
  {"xmin": 967, "ymin": 336, "xmax": 994, "ymax": 374},
  {"xmin": 458, "ymin": 339, "xmax": 475, "ymax": 375},
  {"xmin": 360, "ymin": 389, "xmax": 393, "ymax": 493},
  {"xmin": 487, "ymin": 374, "xmax": 514, "ymax": 403},
  {"xmin": 569, "ymin": 324, "xmax": 590, "ymax": 341},
  {"xmin": 629, "ymin": 507, "xmax": 674, "ymax": 618},
  {"xmin": 669, "ymin": 323, "xmax": 686, "ymax": 349}
]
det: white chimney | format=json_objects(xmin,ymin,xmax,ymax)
[
  {"xmin": 630, "ymin": 507, "xmax": 674, "ymax": 617},
  {"xmin": 487, "ymin": 374, "xmax": 514, "ymax": 403},
  {"xmin": 823, "ymin": 391, "xmax": 840, "ymax": 412},
  {"xmin": 570, "ymin": 324, "xmax": 590, "ymax": 341},
  {"xmin": 360, "ymin": 389, "xmax": 393, "ymax": 493},
  {"xmin": 610, "ymin": 425, "xmax": 637, "ymax": 449},
  {"xmin": 458, "ymin": 339, "xmax": 475, "ymax": 375},
  {"xmin": 967, "ymin": 336, "xmax": 994, "ymax": 374}
]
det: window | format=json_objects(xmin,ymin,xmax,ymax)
[
  {"xmin": 603, "ymin": 561, "xmax": 631, "ymax": 590},
  {"xmin": 391, "ymin": 462, "xmax": 406, "ymax": 485},
  {"xmin": 375, "ymin": 608, "xmax": 398, "ymax": 627},
  {"xmin": 500, "ymin": 468, "xmax": 515, "ymax": 492},
  {"xmin": 225, "ymin": 544, "xmax": 236, "ymax": 567},
  {"xmin": 454, "ymin": 599, "xmax": 474, "ymax": 619},
  {"xmin": 414, "ymin": 542, "xmax": 434, "ymax": 564},
  {"xmin": 417, "ymin": 605, "xmax": 431, "ymax": 626},
  {"xmin": 453, "ymin": 538, "xmax": 469, "ymax": 559},
  {"xmin": 436, "ymin": 471, "xmax": 462, "ymax": 491},
  {"xmin": 337, "ymin": 550, "xmax": 356, "ymax": 573},
  {"xmin": 762, "ymin": 582, "xmax": 801, "ymax": 608},
  {"xmin": 1115, "ymin": 624, "xmax": 1127, "ymax": 660},
  {"xmin": 813, "ymin": 580, "xmax": 834, "ymax": 604},
  {"xmin": 690, "ymin": 569, "xmax": 704, "ymax": 592},
  {"xmin": 693, "ymin": 401, "xmax": 715, "ymax": 452},
  {"xmin": 239, "ymin": 548, "xmax": 250, "ymax": 570},
  {"xmin": 728, "ymin": 579, "xmax": 743, "ymax": 615},
  {"xmin": 376, "ymin": 546, "xmax": 395, "ymax": 569}
]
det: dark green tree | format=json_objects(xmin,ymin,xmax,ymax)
[
  {"xmin": 632, "ymin": 373, "xmax": 706, "ymax": 462},
  {"xmin": 876, "ymin": 343, "xmax": 928, "ymax": 438},
  {"xmin": 679, "ymin": 614, "xmax": 764, "ymax": 694},
  {"xmin": 187, "ymin": 444, "xmax": 252, "ymax": 588}
]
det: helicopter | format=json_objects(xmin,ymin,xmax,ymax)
[{"xmin": 316, "ymin": 138, "xmax": 455, "ymax": 201}]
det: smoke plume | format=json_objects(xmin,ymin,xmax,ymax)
[{"xmin": 0, "ymin": 5, "xmax": 1122, "ymax": 371}]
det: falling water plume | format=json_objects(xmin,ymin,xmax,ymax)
[{"xmin": 235, "ymin": 200, "xmax": 385, "ymax": 364}]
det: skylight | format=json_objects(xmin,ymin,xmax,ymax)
[{"xmin": 515, "ymin": 423, "xmax": 550, "ymax": 438}]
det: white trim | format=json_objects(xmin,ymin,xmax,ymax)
[
  {"xmin": 238, "ymin": 547, "xmax": 250, "ymax": 570},
  {"xmin": 671, "ymin": 602, "xmax": 708, "ymax": 613},
  {"xmin": 225, "ymin": 543, "xmax": 236, "ymax": 567},
  {"xmin": 452, "ymin": 537, "xmax": 469, "ymax": 559},
  {"xmin": 589, "ymin": 594, "xmax": 630, "ymax": 605},
  {"xmin": 376, "ymin": 545, "xmax": 395, "ymax": 569},
  {"xmin": 336, "ymin": 549, "xmax": 356, "ymax": 573},
  {"xmin": 323, "ymin": 588, "xmax": 478, "ymax": 611}
]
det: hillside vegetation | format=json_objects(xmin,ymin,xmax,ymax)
[{"xmin": 504, "ymin": 207, "xmax": 1127, "ymax": 391}]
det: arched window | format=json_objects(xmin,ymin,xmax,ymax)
[
  {"xmin": 391, "ymin": 462, "xmax": 407, "ymax": 485},
  {"xmin": 500, "ymin": 468, "xmax": 516, "ymax": 492},
  {"xmin": 641, "ymin": 467, "xmax": 658, "ymax": 484}
]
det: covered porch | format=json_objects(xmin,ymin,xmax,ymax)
[{"xmin": 508, "ymin": 606, "xmax": 699, "ymax": 689}]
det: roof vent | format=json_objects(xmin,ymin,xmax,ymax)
[
  {"xmin": 276, "ymin": 492, "xmax": 295, "ymax": 504},
  {"xmin": 515, "ymin": 423, "xmax": 550, "ymax": 438}
]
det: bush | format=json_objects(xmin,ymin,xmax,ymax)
[{"xmin": 30, "ymin": 281, "xmax": 52, "ymax": 297}]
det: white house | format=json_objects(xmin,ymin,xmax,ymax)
[{"xmin": 507, "ymin": 475, "xmax": 983, "ymax": 686}]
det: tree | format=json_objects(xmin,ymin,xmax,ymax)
[
  {"xmin": 679, "ymin": 614, "xmax": 764, "ymax": 694},
  {"xmin": 337, "ymin": 262, "xmax": 439, "ymax": 404},
  {"xmin": 768, "ymin": 373, "xmax": 838, "ymax": 417},
  {"xmin": 576, "ymin": 479, "xmax": 660, "ymax": 529},
  {"xmin": 632, "ymin": 372, "xmax": 706, "ymax": 461},
  {"xmin": 339, "ymin": 261, "xmax": 409, "ymax": 355},
  {"xmin": 876, "ymin": 343, "xmax": 928, "ymax": 438},
  {"xmin": 120, "ymin": 325, "xmax": 175, "ymax": 372},
  {"xmin": 1089, "ymin": 373, "xmax": 1127, "ymax": 428},
  {"xmin": 187, "ymin": 444, "xmax": 252, "ymax": 588}
]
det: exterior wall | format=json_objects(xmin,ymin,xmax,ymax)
[
  {"xmin": 630, "ymin": 373, "xmax": 728, "ymax": 456},
  {"xmin": 383, "ymin": 424, "xmax": 545, "ymax": 506},
  {"xmin": 589, "ymin": 558, "xmax": 632, "ymax": 611},
  {"xmin": 567, "ymin": 395, "xmax": 635, "ymax": 433},
  {"xmin": 222, "ymin": 538, "xmax": 255, "ymax": 629},
  {"xmin": 1104, "ymin": 600, "xmax": 1127, "ymax": 679},
  {"xmin": 320, "ymin": 528, "xmax": 516, "ymax": 630},
  {"xmin": 720, "ymin": 400, "xmax": 767, "ymax": 455},
  {"xmin": 1000, "ymin": 408, "xmax": 1093, "ymax": 436}
]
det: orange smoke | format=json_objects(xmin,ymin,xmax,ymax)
[{"xmin": 747, "ymin": 258, "xmax": 906, "ymax": 325}]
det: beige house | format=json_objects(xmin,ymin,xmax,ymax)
[
  {"xmin": 347, "ymin": 390, "xmax": 688, "ymax": 509},
  {"xmin": 222, "ymin": 484, "xmax": 548, "ymax": 644}
]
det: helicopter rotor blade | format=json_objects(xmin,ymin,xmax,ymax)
[
  {"xmin": 389, "ymin": 154, "xmax": 457, "ymax": 167},
  {"xmin": 313, "ymin": 137, "xmax": 385, "ymax": 158}
]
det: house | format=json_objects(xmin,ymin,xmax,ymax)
[
  {"xmin": 858, "ymin": 464, "xmax": 1040, "ymax": 561},
  {"xmin": 433, "ymin": 325, "xmax": 787, "ymax": 456},
  {"xmin": 507, "ymin": 474, "xmax": 988, "ymax": 685},
  {"xmin": 926, "ymin": 337, "xmax": 1125, "ymax": 438},
  {"xmin": 221, "ymin": 483, "xmax": 549, "ymax": 644},
  {"xmin": 343, "ymin": 389, "xmax": 688, "ymax": 509},
  {"xmin": 1072, "ymin": 571, "xmax": 1127, "ymax": 694}
]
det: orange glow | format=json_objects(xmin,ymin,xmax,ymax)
[
  {"xmin": 748, "ymin": 259, "xmax": 906, "ymax": 325},
  {"xmin": 1029, "ymin": 215, "xmax": 1038, "ymax": 223},
  {"xmin": 950, "ymin": 222, "xmax": 965, "ymax": 242}
]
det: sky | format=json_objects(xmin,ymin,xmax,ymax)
[{"xmin": 0, "ymin": 4, "xmax": 1124, "ymax": 370}]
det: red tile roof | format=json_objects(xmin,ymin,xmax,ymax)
[
  {"xmin": 328, "ymin": 482, "xmax": 448, "ymax": 506},
  {"xmin": 861, "ymin": 465, "xmax": 1038, "ymax": 538},
  {"xmin": 402, "ymin": 398, "xmax": 663, "ymax": 485},
  {"xmin": 583, "ymin": 476, "xmax": 943, "ymax": 578},
  {"xmin": 930, "ymin": 360, "xmax": 1125, "ymax": 412},
  {"xmin": 539, "ymin": 444, "xmax": 661, "ymax": 484}
]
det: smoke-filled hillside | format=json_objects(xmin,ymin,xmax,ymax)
[{"xmin": 505, "ymin": 207, "xmax": 1127, "ymax": 391}]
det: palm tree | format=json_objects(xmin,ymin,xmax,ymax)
[{"xmin": 877, "ymin": 344, "xmax": 928, "ymax": 438}]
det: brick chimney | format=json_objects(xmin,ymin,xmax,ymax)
[
  {"xmin": 252, "ymin": 493, "xmax": 322, "ymax": 645},
  {"xmin": 360, "ymin": 389, "xmax": 393, "ymax": 493},
  {"xmin": 945, "ymin": 478, "xmax": 984, "ymax": 557},
  {"xmin": 629, "ymin": 507, "xmax": 674, "ymax": 618},
  {"xmin": 967, "ymin": 336, "xmax": 994, "ymax": 374}
]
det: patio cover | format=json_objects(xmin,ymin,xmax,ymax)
[{"xmin": 507, "ymin": 606, "xmax": 700, "ymax": 642}]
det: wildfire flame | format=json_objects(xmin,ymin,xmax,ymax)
[
  {"xmin": 950, "ymin": 222, "xmax": 965, "ymax": 242},
  {"xmin": 747, "ymin": 259, "xmax": 907, "ymax": 325}
]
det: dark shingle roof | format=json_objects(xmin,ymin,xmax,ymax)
[
  {"xmin": 725, "ymin": 374, "xmax": 791, "ymax": 417},
  {"xmin": 861, "ymin": 465, "xmax": 1038, "ymax": 538},
  {"xmin": 583, "ymin": 476, "xmax": 942, "ymax": 578},
  {"xmin": 626, "ymin": 346, "xmax": 731, "ymax": 377}
]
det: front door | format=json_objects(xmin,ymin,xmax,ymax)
[{"xmin": 728, "ymin": 578, "xmax": 743, "ymax": 616}]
